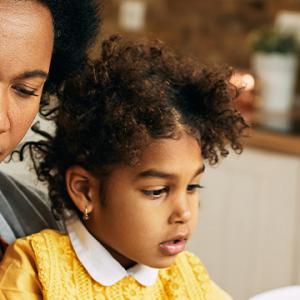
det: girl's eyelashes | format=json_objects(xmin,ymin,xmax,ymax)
[
  {"xmin": 141, "ymin": 184, "xmax": 204, "ymax": 199},
  {"xmin": 141, "ymin": 187, "xmax": 169, "ymax": 199},
  {"xmin": 12, "ymin": 85, "xmax": 39, "ymax": 98},
  {"xmin": 187, "ymin": 184, "xmax": 204, "ymax": 193}
]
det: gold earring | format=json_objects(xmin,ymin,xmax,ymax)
[{"xmin": 83, "ymin": 206, "xmax": 90, "ymax": 221}]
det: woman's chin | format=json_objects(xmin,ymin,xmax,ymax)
[{"xmin": 0, "ymin": 151, "xmax": 8, "ymax": 162}]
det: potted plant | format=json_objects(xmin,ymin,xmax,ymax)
[{"xmin": 250, "ymin": 28, "xmax": 298, "ymax": 113}]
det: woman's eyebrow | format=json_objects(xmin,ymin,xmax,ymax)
[{"xmin": 15, "ymin": 70, "xmax": 48, "ymax": 80}]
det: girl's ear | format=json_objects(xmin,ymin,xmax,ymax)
[{"xmin": 65, "ymin": 166, "xmax": 99, "ymax": 215}]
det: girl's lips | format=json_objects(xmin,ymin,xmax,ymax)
[{"xmin": 159, "ymin": 238, "xmax": 187, "ymax": 256}]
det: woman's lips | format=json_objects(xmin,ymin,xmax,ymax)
[{"xmin": 159, "ymin": 236, "xmax": 187, "ymax": 256}]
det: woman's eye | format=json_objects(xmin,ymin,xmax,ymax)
[
  {"xmin": 187, "ymin": 184, "xmax": 204, "ymax": 193},
  {"xmin": 12, "ymin": 85, "xmax": 39, "ymax": 98},
  {"xmin": 142, "ymin": 187, "xmax": 169, "ymax": 199}
]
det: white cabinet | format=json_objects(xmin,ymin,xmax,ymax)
[{"xmin": 188, "ymin": 147, "xmax": 300, "ymax": 300}]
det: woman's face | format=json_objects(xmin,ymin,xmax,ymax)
[{"xmin": 0, "ymin": 1, "xmax": 54, "ymax": 161}]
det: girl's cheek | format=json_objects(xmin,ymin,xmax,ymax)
[{"xmin": 190, "ymin": 204, "xmax": 200, "ymax": 231}]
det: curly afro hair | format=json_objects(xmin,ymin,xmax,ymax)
[
  {"xmin": 37, "ymin": 0, "xmax": 101, "ymax": 93},
  {"xmin": 28, "ymin": 35, "xmax": 248, "ymax": 219}
]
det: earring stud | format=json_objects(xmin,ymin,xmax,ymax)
[{"xmin": 83, "ymin": 206, "xmax": 90, "ymax": 221}]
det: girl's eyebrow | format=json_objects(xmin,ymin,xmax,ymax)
[
  {"xmin": 135, "ymin": 164, "xmax": 205, "ymax": 180},
  {"xmin": 193, "ymin": 164, "xmax": 205, "ymax": 177},
  {"xmin": 137, "ymin": 169, "xmax": 173, "ymax": 179},
  {"xmin": 15, "ymin": 70, "xmax": 48, "ymax": 80}
]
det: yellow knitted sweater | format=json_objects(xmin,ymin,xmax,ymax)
[{"xmin": 0, "ymin": 230, "xmax": 232, "ymax": 300}]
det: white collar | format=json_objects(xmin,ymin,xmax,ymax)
[{"xmin": 65, "ymin": 216, "xmax": 159, "ymax": 286}]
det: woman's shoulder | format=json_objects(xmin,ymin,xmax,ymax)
[
  {"xmin": 0, "ymin": 171, "xmax": 62, "ymax": 239},
  {"xmin": 0, "ymin": 171, "xmax": 47, "ymax": 207}
]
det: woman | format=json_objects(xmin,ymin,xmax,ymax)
[{"xmin": 0, "ymin": 0, "xmax": 101, "ymax": 254}]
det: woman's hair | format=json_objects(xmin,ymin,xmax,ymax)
[
  {"xmin": 28, "ymin": 35, "xmax": 248, "ymax": 219},
  {"xmin": 28, "ymin": 0, "xmax": 101, "ymax": 108}
]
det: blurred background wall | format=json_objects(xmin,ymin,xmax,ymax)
[{"xmin": 95, "ymin": 0, "xmax": 300, "ymax": 66}]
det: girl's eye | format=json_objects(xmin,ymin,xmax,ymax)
[
  {"xmin": 12, "ymin": 85, "xmax": 39, "ymax": 98},
  {"xmin": 142, "ymin": 187, "xmax": 169, "ymax": 199},
  {"xmin": 187, "ymin": 184, "xmax": 204, "ymax": 193}
]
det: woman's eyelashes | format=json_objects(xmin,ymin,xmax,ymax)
[
  {"xmin": 12, "ymin": 85, "xmax": 39, "ymax": 98},
  {"xmin": 141, "ymin": 184, "xmax": 204, "ymax": 200}
]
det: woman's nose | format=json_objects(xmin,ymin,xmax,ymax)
[
  {"xmin": 0, "ymin": 94, "xmax": 11, "ymax": 133},
  {"xmin": 169, "ymin": 196, "xmax": 192, "ymax": 224}
]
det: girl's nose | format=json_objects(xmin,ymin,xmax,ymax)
[{"xmin": 169, "ymin": 196, "xmax": 192, "ymax": 224}]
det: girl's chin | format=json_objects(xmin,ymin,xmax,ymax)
[{"xmin": 143, "ymin": 255, "xmax": 177, "ymax": 269}]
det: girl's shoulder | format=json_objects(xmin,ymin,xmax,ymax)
[
  {"xmin": 1, "ymin": 229, "xmax": 67, "ymax": 263},
  {"xmin": 26, "ymin": 229, "xmax": 70, "ymax": 259},
  {"xmin": 159, "ymin": 251, "xmax": 233, "ymax": 300},
  {"xmin": 169, "ymin": 250, "xmax": 210, "ymax": 277},
  {"xmin": 27, "ymin": 229, "xmax": 68, "ymax": 242},
  {"xmin": 159, "ymin": 251, "xmax": 211, "ymax": 286},
  {"xmin": 1, "ymin": 229, "xmax": 68, "ymax": 268},
  {"xmin": 0, "ymin": 230, "xmax": 69, "ymax": 299}
]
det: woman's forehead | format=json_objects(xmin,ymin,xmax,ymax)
[
  {"xmin": 0, "ymin": 0, "xmax": 54, "ymax": 80},
  {"xmin": 0, "ymin": 0, "xmax": 53, "ymax": 33}
]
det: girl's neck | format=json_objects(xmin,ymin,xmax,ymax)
[
  {"xmin": 85, "ymin": 222, "xmax": 136, "ymax": 269},
  {"xmin": 101, "ymin": 241, "xmax": 137, "ymax": 270}
]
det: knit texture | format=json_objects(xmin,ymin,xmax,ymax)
[{"xmin": 28, "ymin": 230, "xmax": 213, "ymax": 300}]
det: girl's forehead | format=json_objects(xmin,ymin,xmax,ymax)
[
  {"xmin": 141, "ymin": 134, "xmax": 201, "ymax": 161},
  {"xmin": 110, "ymin": 134, "xmax": 203, "ymax": 181}
]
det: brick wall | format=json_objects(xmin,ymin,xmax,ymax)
[{"xmin": 94, "ymin": 0, "xmax": 300, "ymax": 68}]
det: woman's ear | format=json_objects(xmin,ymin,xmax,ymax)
[{"xmin": 65, "ymin": 166, "xmax": 99, "ymax": 215}]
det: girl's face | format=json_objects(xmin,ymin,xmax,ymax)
[
  {"xmin": 87, "ymin": 133, "xmax": 204, "ymax": 269},
  {"xmin": 0, "ymin": 1, "xmax": 54, "ymax": 161}
]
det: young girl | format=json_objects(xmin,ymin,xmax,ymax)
[{"xmin": 0, "ymin": 35, "xmax": 247, "ymax": 299}]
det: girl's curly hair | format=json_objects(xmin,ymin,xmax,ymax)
[{"xmin": 27, "ymin": 35, "xmax": 248, "ymax": 219}]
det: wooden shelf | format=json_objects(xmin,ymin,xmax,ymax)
[{"xmin": 247, "ymin": 128, "xmax": 300, "ymax": 156}]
